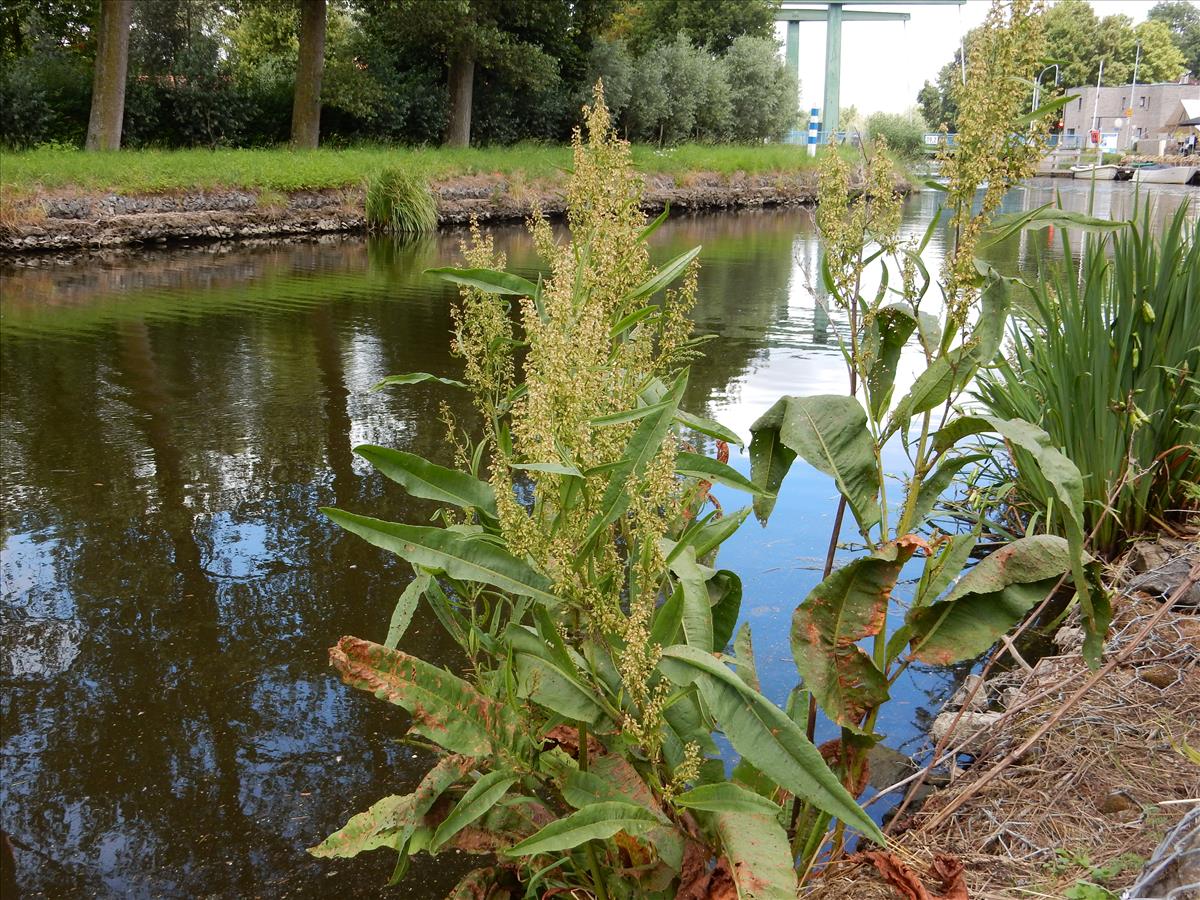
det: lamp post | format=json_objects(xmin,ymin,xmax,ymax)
[{"xmin": 1032, "ymin": 64, "xmax": 1060, "ymax": 113}]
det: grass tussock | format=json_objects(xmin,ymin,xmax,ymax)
[
  {"xmin": 365, "ymin": 167, "xmax": 437, "ymax": 235},
  {"xmin": 976, "ymin": 204, "xmax": 1200, "ymax": 557}
]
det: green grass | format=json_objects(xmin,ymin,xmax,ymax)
[
  {"xmin": 365, "ymin": 167, "xmax": 438, "ymax": 235},
  {"xmin": 0, "ymin": 142, "xmax": 826, "ymax": 197}
]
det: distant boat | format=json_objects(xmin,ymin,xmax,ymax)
[
  {"xmin": 1070, "ymin": 164, "xmax": 1120, "ymax": 180},
  {"xmin": 1131, "ymin": 164, "xmax": 1200, "ymax": 185}
]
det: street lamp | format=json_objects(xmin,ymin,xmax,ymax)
[{"xmin": 1032, "ymin": 64, "xmax": 1061, "ymax": 112}]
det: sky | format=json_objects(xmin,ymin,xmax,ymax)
[{"xmin": 773, "ymin": 0, "xmax": 1200, "ymax": 116}]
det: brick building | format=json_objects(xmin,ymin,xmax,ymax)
[{"xmin": 1061, "ymin": 81, "xmax": 1200, "ymax": 152}]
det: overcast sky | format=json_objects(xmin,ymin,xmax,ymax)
[{"xmin": 773, "ymin": 0, "xmax": 1200, "ymax": 117}]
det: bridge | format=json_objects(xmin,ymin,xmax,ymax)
[{"xmin": 775, "ymin": 1, "xmax": 965, "ymax": 138}]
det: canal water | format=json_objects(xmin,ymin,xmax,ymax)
[{"xmin": 1, "ymin": 178, "xmax": 1194, "ymax": 897}]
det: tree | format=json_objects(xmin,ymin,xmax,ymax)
[
  {"xmin": 290, "ymin": 0, "xmax": 325, "ymax": 147},
  {"xmin": 622, "ymin": 0, "xmax": 776, "ymax": 53},
  {"xmin": 85, "ymin": 0, "xmax": 132, "ymax": 150},
  {"xmin": 1149, "ymin": 0, "xmax": 1200, "ymax": 75},
  {"xmin": 1133, "ymin": 19, "xmax": 1187, "ymax": 84},
  {"xmin": 723, "ymin": 34, "xmax": 796, "ymax": 142},
  {"xmin": 917, "ymin": 80, "xmax": 943, "ymax": 129}
]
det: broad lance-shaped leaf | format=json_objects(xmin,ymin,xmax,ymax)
[
  {"xmin": 749, "ymin": 395, "xmax": 881, "ymax": 532},
  {"xmin": 907, "ymin": 452, "xmax": 988, "ymax": 528},
  {"xmin": 747, "ymin": 413, "xmax": 796, "ymax": 524},
  {"xmin": 929, "ymin": 415, "xmax": 1108, "ymax": 664},
  {"xmin": 734, "ymin": 622, "xmax": 760, "ymax": 692},
  {"xmin": 424, "ymin": 266, "xmax": 538, "ymax": 296},
  {"xmin": 791, "ymin": 545, "xmax": 914, "ymax": 729},
  {"xmin": 658, "ymin": 644, "xmax": 885, "ymax": 844},
  {"xmin": 864, "ymin": 304, "xmax": 917, "ymax": 422},
  {"xmin": 673, "ymin": 783, "xmax": 780, "ymax": 816},
  {"xmin": 323, "ymin": 508, "xmax": 560, "ymax": 608},
  {"xmin": 668, "ymin": 544, "xmax": 715, "ymax": 652},
  {"xmin": 386, "ymin": 571, "xmax": 431, "ymax": 649},
  {"xmin": 429, "ymin": 771, "xmax": 519, "ymax": 852},
  {"xmin": 708, "ymin": 810, "xmax": 799, "ymax": 900},
  {"xmin": 675, "ymin": 451, "xmax": 769, "ymax": 496},
  {"xmin": 329, "ymin": 637, "xmax": 534, "ymax": 761},
  {"xmin": 309, "ymin": 754, "xmax": 471, "ymax": 859},
  {"xmin": 626, "ymin": 246, "xmax": 701, "ymax": 301},
  {"xmin": 505, "ymin": 622, "xmax": 612, "ymax": 727},
  {"xmin": 373, "ymin": 372, "xmax": 467, "ymax": 390},
  {"xmin": 355, "ymin": 445, "xmax": 498, "ymax": 520},
  {"xmin": 906, "ymin": 535, "xmax": 1072, "ymax": 665},
  {"xmin": 586, "ymin": 370, "xmax": 686, "ymax": 543},
  {"xmin": 503, "ymin": 802, "xmax": 660, "ymax": 857},
  {"xmin": 708, "ymin": 569, "xmax": 742, "ymax": 652}
]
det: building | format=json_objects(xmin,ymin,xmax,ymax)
[{"xmin": 1061, "ymin": 81, "xmax": 1200, "ymax": 153}]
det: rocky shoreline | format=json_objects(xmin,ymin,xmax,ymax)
[{"xmin": 0, "ymin": 171, "xmax": 825, "ymax": 254}]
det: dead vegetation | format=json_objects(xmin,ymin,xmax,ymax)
[{"xmin": 813, "ymin": 534, "xmax": 1200, "ymax": 900}]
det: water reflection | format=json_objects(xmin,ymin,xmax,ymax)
[{"xmin": 1, "ymin": 179, "xmax": 1194, "ymax": 897}]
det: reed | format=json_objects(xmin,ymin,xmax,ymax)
[{"xmin": 976, "ymin": 204, "xmax": 1200, "ymax": 556}]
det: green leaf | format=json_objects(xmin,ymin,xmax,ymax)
[
  {"xmin": 906, "ymin": 535, "xmax": 1072, "ymax": 665},
  {"xmin": 658, "ymin": 645, "xmax": 884, "ymax": 844},
  {"xmin": 913, "ymin": 533, "xmax": 977, "ymax": 608},
  {"xmin": 627, "ymin": 246, "xmax": 701, "ymax": 301},
  {"xmin": 968, "ymin": 273, "xmax": 1012, "ymax": 367},
  {"xmin": 323, "ymin": 509, "xmax": 560, "ymax": 608},
  {"xmin": 610, "ymin": 305, "xmax": 659, "ymax": 340},
  {"xmin": 1014, "ymin": 92, "xmax": 1076, "ymax": 127},
  {"xmin": 674, "ymin": 409, "xmax": 744, "ymax": 447},
  {"xmin": 690, "ymin": 506, "xmax": 751, "ymax": 560},
  {"xmin": 909, "ymin": 452, "xmax": 988, "ymax": 527},
  {"xmin": 709, "ymin": 810, "xmax": 799, "ymax": 900},
  {"xmin": 865, "ymin": 305, "xmax": 918, "ymax": 422},
  {"xmin": 385, "ymin": 572, "xmax": 431, "ymax": 649},
  {"xmin": 308, "ymin": 793, "xmax": 415, "ymax": 859},
  {"xmin": 355, "ymin": 445, "xmax": 498, "ymax": 519},
  {"xmin": 503, "ymin": 802, "xmax": 660, "ymax": 857},
  {"xmin": 590, "ymin": 400, "xmax": 669, "ymax": 427},
  {"xmin": 790, "ymin": 553, "xmax": 906, "ymax": 728},
  {"xmin": 709, "ymin": 569, "xmax": 742, "ymax": 652},
  {"xmin": 429, "ymin": 771, "xmax": 519, "ymax": 852},
  {"xmin": 749, "ymin": 395, "xmax": 881, "ymax": 533},
  {"xmin": 675, "ymin": 451, "xmax": 770, "ymax": 496},
  {"xmin": 446, "ymin": 868, "xmax": 505, "ymax": 900},
  {"xmin": 734, "ymin": 622, "xmax": 760, "ymax": 692},
  {"xmin": 373, "ymin": 372, "xmax": 467, "ymax": 391},
  {"xmin": 329, "ymin": 637, "xmax": 533, "ymax": 761},
  {"xmin": 513, "ymin": 651, "xmax": 610, "ymax": 725},
  {"xmin": 308, "ymin": 755, "xmax": 471, "ymax": 859},
  {"xmin": 669, "ymin": 545, "xmax": 716, "ymax": 653},
  {"xmin": 586, "ymin": 371, "xmax": 686, "ymax": 543},
  {"xmin": 424, "ymin": 266, "xmax": 539, "ymax": 296},
  {"xmin": 649, "ymin": 587, "xmax": 683, "ymax": 648},
  {"xmin": 673, "ymin": 783, "xmax": 781, "ymax": 816},
  {"xmin": 747, "ymin": 411, "xmax": 797, "ymax": 524}
]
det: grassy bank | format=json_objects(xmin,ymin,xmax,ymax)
[{"xmin": 1, "ymin": 142, "xmax": 826, "ymax": 197}]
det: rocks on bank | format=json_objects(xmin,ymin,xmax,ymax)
[{"xmin": 0, "ymin": 171, "xmax": 822, "ymax": 254}]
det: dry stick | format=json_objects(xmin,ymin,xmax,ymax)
[{"xmin": 920, "ymin": 564, "xmax": 1199, "ymax": 834}]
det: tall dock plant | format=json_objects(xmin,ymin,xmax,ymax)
[
  {"xmin": 309, "ymin": 86, "xmax": 881, "ymax": 898},
  {"xmin": 744, "ymin": 0, "xmax": 1118, "ymax": 866}
]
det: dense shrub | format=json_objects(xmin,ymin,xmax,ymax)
[
  {"xmin": 723, "ymin": 35, "xmax": 797, "ymax": 142},
  {"xmin": 865, "ymin": 110, "xmax": 928, "ymax": 159}
]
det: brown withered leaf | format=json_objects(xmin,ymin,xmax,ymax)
[{"xmin": 930, "ymin": 854, "xmax": 968, "ymax": 900}]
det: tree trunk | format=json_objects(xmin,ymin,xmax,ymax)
[
  {"xmin": 85, "ymin": 0, "xmax": 133, "ymax": 151},
  {"xmin": 290, "ymin": 0, "xmax": 326, "ymax": 149},
  {"xmin": 445, "ymin": 46, "xmax": 475, "ymax": 148}
]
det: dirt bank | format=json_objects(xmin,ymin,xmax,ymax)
[{"xmin": 0, "ymin": 171, "xmax": 825, "ymax": 254}]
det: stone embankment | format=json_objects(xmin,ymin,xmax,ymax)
[{"xmin": 0, "ymin": 171, "xmax": 824, "ymax": 253}]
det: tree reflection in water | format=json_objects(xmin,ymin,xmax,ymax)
[{"xmin": 2, "ymin": 180, "xmax": 1193, "ymax": 897}]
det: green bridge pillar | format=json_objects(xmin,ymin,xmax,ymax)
[
  {"xmin": 822, "ymin": 3, "xmax": 843, "ymax": 138},
  {"xmin": 786, "ymin": 20, "xmax": 800, "ymax": 98}
]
